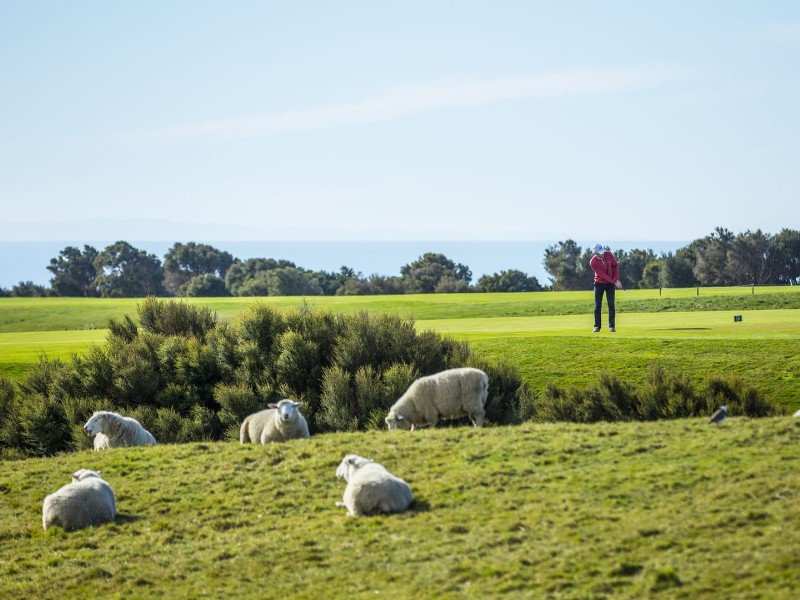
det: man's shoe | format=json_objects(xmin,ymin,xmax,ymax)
[
  {"xmin": 592, "ymin": 327, "xmax": 600, "ymax": 333},
  {"xmin": 609, "ymin": 327, "xmax": 616, "ymax": 332}
]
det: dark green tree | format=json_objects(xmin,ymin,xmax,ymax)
[
  {"xmin": 476, "ymin": 270, "xmax": 542, "ymax": 292},
  {"xmin": 225, "ymin": 258, "xmax": 296, "ymax": 296},
  {"xmin": 311, "ymin": 266, "xmax": 360, "ymax": 296},
  {"xmin": 162, "ymin": 242, "xmax": 236, "ymax": 296},
  {"xmin": 47, "ymin": 245, "xmax": 98, "ymax": 297},
  {"xmin": 93, "ymin": 241, "xmax": 165, "ymax": 298},
  {"xmin": 640, "ymin": 261, "xmax": 663, "ymax": 289},
  {"xmin": 11, "ymin": 281, "xmax": 50, "ymax": 297},
  {"xmin": 692, "ymin": 227, "xmax": 735, "ymax": 286},
  {"xmin": 400, "ymin": 253, "xmax": 471, "ymax": 293},
  {"xmin": 727, "ymin": 229, "xmax": 773, "ymax": 285},
  {"xmin": 771, "ymin": 228, "xmax": 800, "ymax": 284},
  {"xmin": 181, "ymin": 274, "xmax": 230, "ymax": 297},
  {"xmin": 543, "ymin": 240, "xmax": 589, "ymax": 290},
  {"xmin": 336, "ymin": 274, "xmax": 406, "ymax": 295},
  {"xmin": 617, "ymin": 248, "xmax": 656, "ymax": 289},
  {"xmin": 237, "ymin": 267, "xmax": 324, "ymax": 296},
  {"xmin": 659, "ymin": 252, "xmax": 696, "ymax": 288}
]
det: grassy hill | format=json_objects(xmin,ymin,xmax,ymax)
[{"xmin": 2, "ymin": 417, "xmax": 799, "ymax": 598}]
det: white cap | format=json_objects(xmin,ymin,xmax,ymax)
[{"xmin": 593, "ymin": 243, "xmax": 605, "ymax": 253}]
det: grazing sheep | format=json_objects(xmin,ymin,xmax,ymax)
[
  {"xmin": 385, "ymin": 367, "xmax": 489, "ymax": 430},
  {"xmin": 793, "ymin": 408, "xmax": 800, "ymax": 418},
  {"xmin": 42, "ymin": 469, "xmax": 116, "ymax": 531},
  {"xmin": 335, "ymin": 454, "xmax": 413, "ymax": 516},
  {"xmin": 84, "ymin": 411, "xmax": 157, "ymax": 450},
  {"xmin": 239, "ymin": 399, "xmax": 310, "ymax": 445}
]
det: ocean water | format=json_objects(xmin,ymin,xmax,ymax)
[{"xmin": 0, "ymin": 240, "xmax": 688, "ymax": 290}]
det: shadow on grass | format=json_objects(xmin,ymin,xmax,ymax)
[
  {"xmin": 114, "ymin": 512, "xmax": 143, "ymax": 525},
  {"xmin": 410, "ymin": 498, "xmax": 432, "ymax": 513}
]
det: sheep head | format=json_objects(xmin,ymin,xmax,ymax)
[
  {"xmin": 83, "ymin": 412, "xmax": 107, "ymax": 436},
  {"xmin": 385, "ymin": 411, "xmax": 412, "ymax": 430},
  {"xmin": 336, "ymin": 454, "xmax": 373, "ymax": 481},
  {"xmin": 268, "ymin": 399, "xmax": 304, "ymax": 422},
  {"xmin": 72, "ymin": 469, "xmax": 102, "ymax": 482}
]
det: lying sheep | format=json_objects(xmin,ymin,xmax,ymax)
[
  {"xmin": 385, "ymin": 367, "xmax": 489, "ymax": 430},
  {"xmin": 84, "ymin": 411, "xmax": 157, "ymax": 450},
  {"xmin": 239, "ymin": 399, "xmax": 310, "ymax": 445},
  {"xmin": 42, "ymin": 469, "xmax": 116, "ymax": 531},
  {"xmin": 335, "ymin": 454, "xmax": 413, "ymax": 516}
]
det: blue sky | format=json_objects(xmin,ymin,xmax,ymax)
[{"xmin": 1, "ymin": 1, "xmax": 798, "ymax": 242}]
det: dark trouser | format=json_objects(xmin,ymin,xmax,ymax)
[{"xmin": 594, "ymin": 283, "xmax": 616, "ymax": 329}]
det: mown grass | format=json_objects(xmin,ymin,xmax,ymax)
[
  {"xmin": 0, "ymin": 329, "xmax": 106, "ymax": 380},
  {"xmin": 1, "ymin": 286, "xmax": 799, "ymax": 333},
  {"xmin": 2, "ymin": 418, "xmax": 799, "ymax": 598}
]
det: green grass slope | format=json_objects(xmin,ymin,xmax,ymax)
[
  {"xmin": 420, "ymin": 309, "xmax": 800, "ymax": 412},
  {"xmin": 2, "ymin": 418, "xmax": 799, "ymax": 598}
]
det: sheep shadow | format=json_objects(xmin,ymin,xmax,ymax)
[
  {"xmin": 114, "ymin": 512, "xmax": 143, "ymax": 526},
  {"xmin": 409, "ymin": 497, "xmax": 431, "ymax": 514}
]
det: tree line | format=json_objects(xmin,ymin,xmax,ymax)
[
  {"xmin": 2, "ymin": 227, "xmax": 798, "ymax": 298},
  {"xmin": 546, "ymin": 227, "xmax": 800, "ymax": 290},
  {"xmin": 1, "ymin": 241, "xmax": 543, "ymax": 298}
]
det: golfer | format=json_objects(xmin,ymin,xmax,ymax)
[{"xmin": 590, "ymin": 243, "xmax": 622, "ymax": 332}]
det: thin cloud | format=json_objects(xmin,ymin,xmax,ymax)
[
  {"xmin": 762, "ymin": 21, "xmax": 800, "ymax": 40},
  {"xmin": 143, "ymin": 67, "xmax": 680, "ymax": 142}
]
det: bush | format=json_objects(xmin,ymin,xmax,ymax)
[
  {"xmin": 318, "ymin": 366, "xmax": 358, "ymax": 432},
  {"xmin": 531, "ymin": 366, "xmax": 777, "ymax": 423},
  {"xmin": 474, "ymin": 358, "xmax": 532, "ymax": 425},
  {"xmin": 704, "ymin": 374, "xmax": 776, "ymax": 418},
  {"xmin": 214, "ymin": 383, "xmax": 263, "ymax": 437},
  {"xmin": 19, "ymin": 394, "xmax": 72, "ymax": 457},
  {"xmin": 138, "ymin": 296, "xmax": 217, "ymax": 338},
  {"xmin": 151, "ymin": 407, "xmax": 184, "ymax": 444},
  {"xmin": 0, "ymin": 377, "xmax": 23, "ymax": 451}
]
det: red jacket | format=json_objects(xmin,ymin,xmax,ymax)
[{"xmin": 590, "ymin": 251, "xmax": 619, "ymax": 285}]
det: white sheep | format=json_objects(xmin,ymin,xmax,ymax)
[
  {"xmin": 385, "ymin": 367, "xmax": 489, "ymax": 430},
  {"xmin": 42, "ymin": 469, "xmax": 116, "ymax": 531},
  {"xmin": 84, "ymin": 410, "xmax": 157, "ymax": 450},
  {"xmin": 335, "ymin": 454, "xmax": 413, "ymax": 517},
  {"xmin": 239, "ymin": 399, "xmax": 310, "ymax": 445}
]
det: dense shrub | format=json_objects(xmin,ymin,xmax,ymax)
[
  {"xmin": 532, "ymin": 366, "xmax": 776, "ymax": 423},
  {"xmin": 214, "ymin": 383, "xmax": 262, "ymax": 440},
  {"xmin": 0, "ymin": 377, "xmax": 24, "ymax": 457},
  {"xmin": 19, "ymin": 393, "xmax": 72, "ymax": 457},
  {"xmin": 3, "ymin": 299, "xmax": 529, "ymax": 456},
  {"xmin": 138, "ymin": 296, "xmax": 217, "ymax": 338}
]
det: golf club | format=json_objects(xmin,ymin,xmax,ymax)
[{"xmin": 621, "ymin": 286, "xmax": 645, "ymax": 310}]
